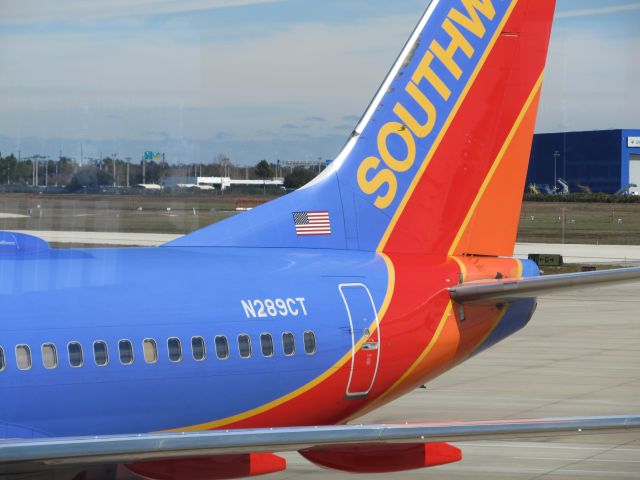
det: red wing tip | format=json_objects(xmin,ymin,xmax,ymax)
[
  {"xmin": 249, "ymin": 452, "xmax": 287, "ymax": 476},
  {"xmin": 425, "ymin": 442, "xmax": 463, "ymax": 467}
]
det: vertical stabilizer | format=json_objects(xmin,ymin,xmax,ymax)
[{"xmin": 167, "ymin": 0, "xmax": 556, "ymax": 255}]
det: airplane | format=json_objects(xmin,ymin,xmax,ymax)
[{"xmin": 1, "ymin": 0, "xmax": 640, "ymax": 478}]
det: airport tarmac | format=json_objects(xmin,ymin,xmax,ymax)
[
  {"xmin": 268, "ymin": 281, "xmax": 640, "ymax": 479},
  {"xmin": 515, "ymin": 243, "xmax": 640, "ymax": 264}
]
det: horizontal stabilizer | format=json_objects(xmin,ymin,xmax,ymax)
[
  {"xmin": 0, "ymin": 231, "xmax": 50, "ymax": 256},
  {"xmin": 450, "ymin": 267, "xmax": 640, "ymax": 304}
]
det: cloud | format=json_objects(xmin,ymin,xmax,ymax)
[
  {"xmin": 556, "ymin": 3, "xmax": 640, "ymax": 19},
  {"xmin": 342, "ymin": 115, "xmax": 360, "ymax": 122},
  {"xmin": 143, "ymin": 131, "xmax": 170, "ymax": 139},
  {"xmin": 0, "ymin": 0, "xmax": 286, "ymax": 24},
  {"xmin": 536, "ymin": 30, "xmax": 640, "ymax": 132},
  {"xmin": 304, "ymin": 116, "xmax": 326, "ymax": 122},
  {"xmin": 281, "ymin": 123, "xmax": 307, "ymax": 130}
]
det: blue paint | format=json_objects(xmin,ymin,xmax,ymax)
[
  {"xmin": 520, "ymin": 259, "xmax": 540, "ymax": 279},
  {"xmin": 0, "ymin": 246, "xmax": 389, "ymax": 437},
  {"xmin": 472, "ymin": 298, "xmax": 537, "ymax": 357}
]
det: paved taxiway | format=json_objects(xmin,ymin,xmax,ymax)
[{"xmin": 268, "ymin": 281, "xmax": 640, "ymax": 479}]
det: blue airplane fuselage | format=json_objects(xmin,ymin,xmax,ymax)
[{"xmin": 0, "ymin": 246, "xmax": 389, "ymax": 438}]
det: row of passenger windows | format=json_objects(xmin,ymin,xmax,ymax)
[{"xmin": 0, "ymin": 332, "xmax": 316, "ymax": 371}]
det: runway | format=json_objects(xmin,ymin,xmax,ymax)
[
  {"xmin": 515, "ymin": 243, "xmax": 640, "ymax": 264},
  {"xmin": 266, "ymin": 281, "xmax": 640, "ymax": 479}
]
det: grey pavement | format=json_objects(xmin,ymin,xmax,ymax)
[{"xmin": 515, "ymin": 243, "xmax": 640, "ymax": 264}]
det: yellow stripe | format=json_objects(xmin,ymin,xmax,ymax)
[
  {"xmin": 516, "ymin": 258, "xmax": 523, "ymax": 278},
  {"xmin": 450, "ymin": 256, "xmax": 468, "ymax": 282},
  {"xmin": 447, "ymin": 72, "xmax": 545, "ymax": 256},
  {"xmin": 170, "ymin": 253, "xmax": 396, "ymax": 432},
  {"xmin": 378, "ymin": 253, "xmax": 396, "ymax": 320},
  {"xmin": 377, "ymin": 0, "xmax": 520, "ymax": 253}
]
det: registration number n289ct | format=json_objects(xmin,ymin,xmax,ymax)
[{"xmin": 241, "ymin": 298, "xmax": 308, "ymax": 319}]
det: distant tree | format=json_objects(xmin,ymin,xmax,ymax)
[
  {"xmin": 14, "ymin": 157, "xmax": 32, "ymax": 184},
  {"xmin": 284, "ymin": 167, "xmax": 317, "ymax": 190},
  {"xmin": 4, "ymin": 156, "xmax": 21, "ymax": 184},
  {"xmin": 68, "ymin": 166, "xmax": 113, "ymax": 191},
  {"xmin": 213, "ymin": 154, "xmax": 232, "ymax": 177},
  {"xmin": 58, "ymin": 156, "xmax": 74, "ymax": 176},
  {"xmin": 254, "ymin": 160, "xmax": 273, "ymax": 180},
  {"xmin": 0, "ymin": 154, "xmax": 7, "ymax": 184}
]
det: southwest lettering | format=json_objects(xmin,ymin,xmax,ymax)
[
  {"xmin": 393, "ymin": 82, "xmax": 437, "ymax": 138},
  {"xmin": 377, "ymin": 122, "xmax": 417, "ymax": 173},
  {"xmin": 357, "ymin": 157, "xmax": 398, "ymax": 209},
  {"xmin": 449, "ymin": 0, "xmax": 496, "ymax": 38},
  {"xmin": 430, "ymin": 18, "xmax": 474, "ymax": 80},
  {"xmin": 412, "ymin": 51, "xmax": 451, "ymax": 101},
  {"xmin": 356, "ymin": 0, "xmax": 500, "ymax": 210}
]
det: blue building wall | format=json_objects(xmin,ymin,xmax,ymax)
[{"xmin": 527, "ymin": 130, "xmax": 626, "ymax": 193}]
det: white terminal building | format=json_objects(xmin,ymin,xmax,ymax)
[{"xmin": 197, "ymin": 177, "xmax": 284, "ymax": 191}]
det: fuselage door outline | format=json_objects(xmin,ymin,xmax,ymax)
[{"xmin": 339, "ymin": 283, "xmax": 381, "ymax": 399}]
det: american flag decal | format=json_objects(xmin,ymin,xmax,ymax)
[{"xmin": 293, "ymin": 211, "xmax": 332, "ymax": 236}]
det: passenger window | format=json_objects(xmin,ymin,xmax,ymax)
[
  {"xmin": 42, "ymin": 343, "xmax": 58, "ymax": 369},
  {"xmin": 215, "ymin": 336, "xmax": 229, "ymax": 360},
  {"xmin": 304, "ymin": 331, "xmax": 316, "ymax": 355},
  {"xmin": 168, "ymin": 337, "xmax": 182, "ymax": 362},
  {"xmin": 93, "ymin": 341, "xmax": 109, "ymax": 366},
  {"xmin": 0, "ymin": 347, "xmax": 5, "ymax": 371},
  {"xmin": 16, "ymin": 345, "xmax": 32, "ymax": 371},
  {"xmin": 192, "ymin": 337, "xmax": 206, "ymax": 361},
  {"xmin": 260, "ymin": 334, "xmax": 274, "ymax": 357},
  {"xmin": 118, "ymin": 340, "xmax": 134, "ymax": 365},
  {"xmin": 282, "ymin": 333, "xmax": 295, "ymax": 356},
  {"xmin": 238, "ymin": 334, "xmax": 252, "ymax": 359},
  {"xmin": 143, "ymin": 339, "xmax": 158, "ymax": 364},
  {"xmin": 68, "ymin": 342, "xmax": 83, "ymax": 368}
]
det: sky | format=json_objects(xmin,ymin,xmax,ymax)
[{"xmin": 0, "ymin": 0, "xmax": 639, "ymax": 165}]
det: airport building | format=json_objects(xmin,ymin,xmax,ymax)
[{"xmin": 527, "ymin": 129, "xmax": 640, "ymax": 194}]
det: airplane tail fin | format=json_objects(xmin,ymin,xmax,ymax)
[{"xmin": 167, "ymin": 0, "xmax": 556, "ymax": 256}]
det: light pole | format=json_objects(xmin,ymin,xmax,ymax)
[
  {"xmin": 125, "ymin": 157, "xmax": 131, "ymax": 188},
  {"xmin": 112, "ymin": 153, "xmax": 117, "ymax": 188}
]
